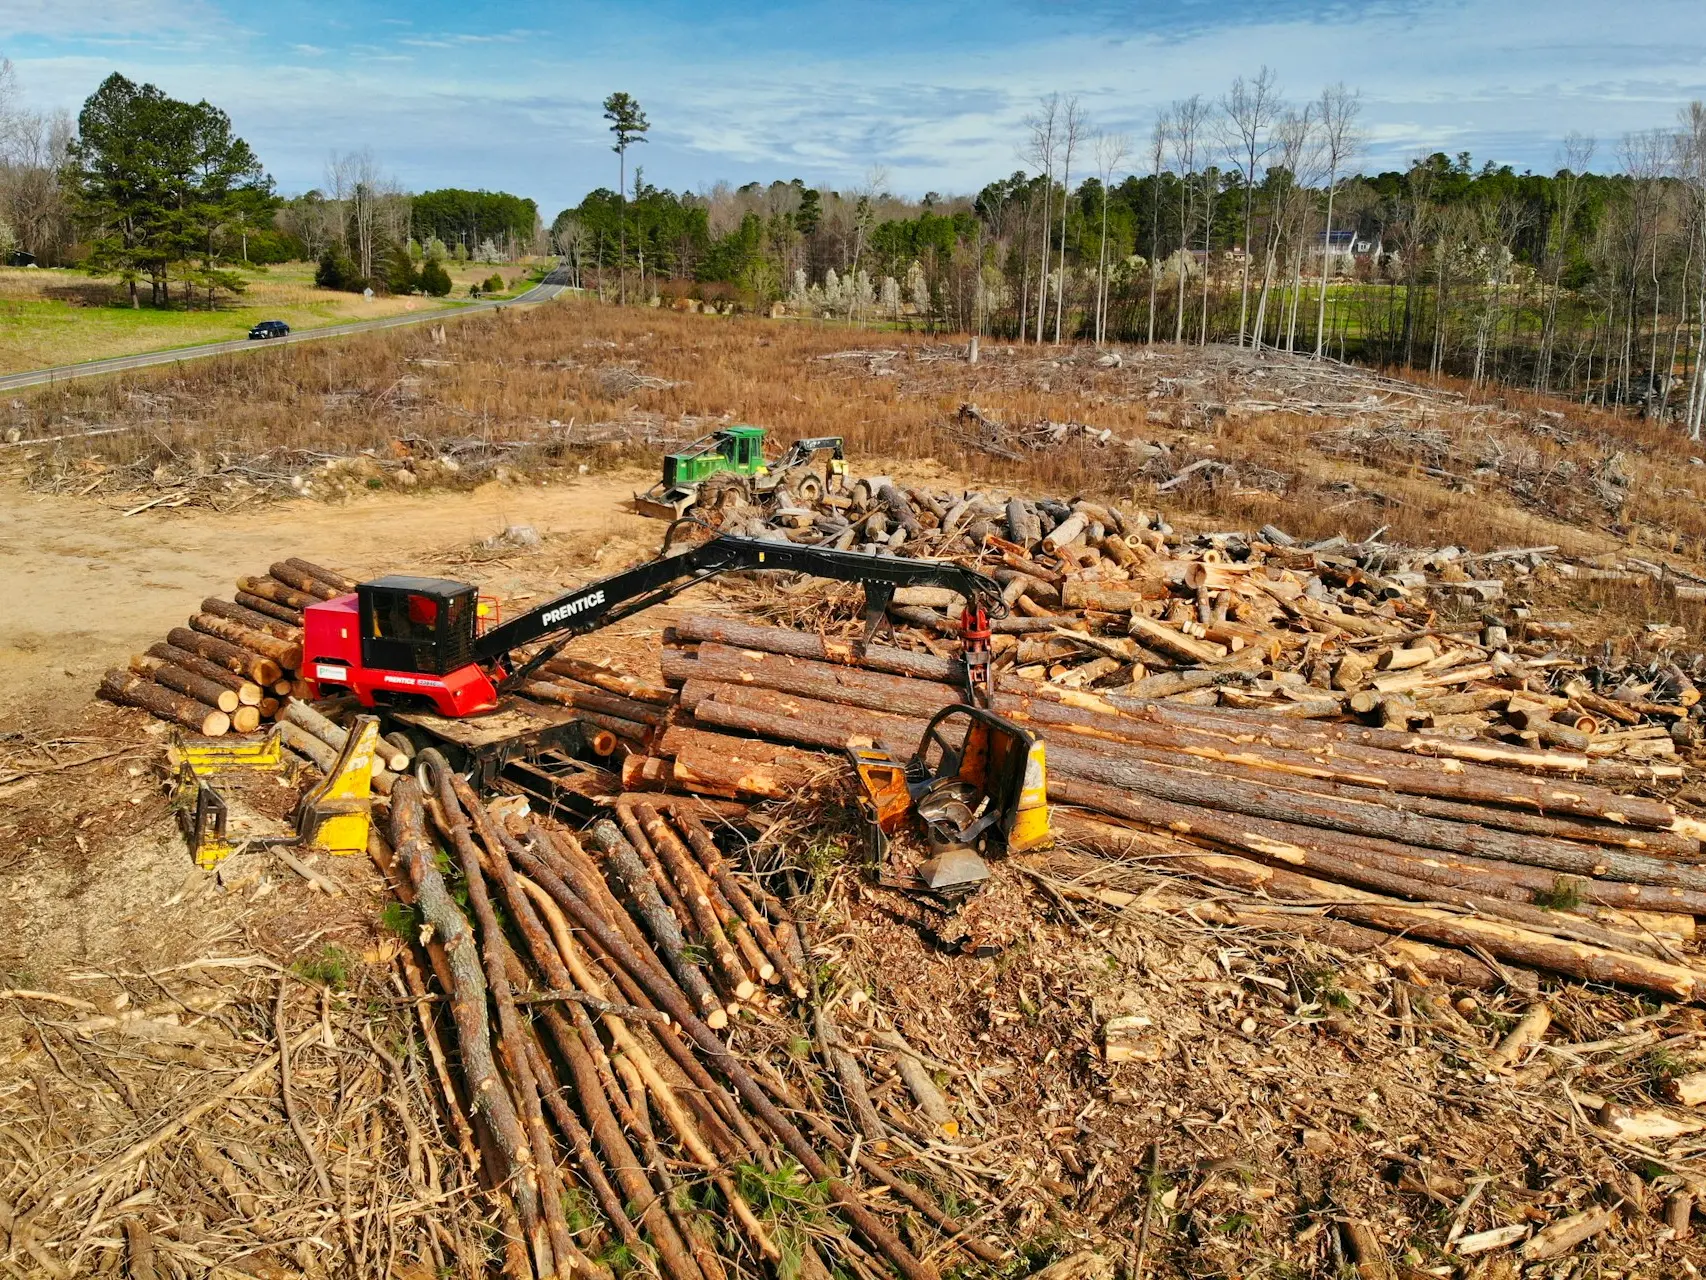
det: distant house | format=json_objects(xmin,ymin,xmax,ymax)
[
  {"xmin": 6, "ymin": 250, "xmax": 36, "ymax": 268},
  {"xmin": 1313, "ymin": 229, "xmax": 1380, "ymax": 275}
]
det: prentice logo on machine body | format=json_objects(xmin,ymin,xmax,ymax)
[{"xmin": 541, "ymin": 590, "xmax": 606, "ymax": 627}]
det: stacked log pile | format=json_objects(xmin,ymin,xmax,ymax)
[
  {"xmin": 97, "ymin": 556, "xmax": 352, "ymax": 738},
  {"xmin": 697, "ymin": 475, "xmax": 1703, "ymax": 760},
  {"xmin": 377, "ymin": 762, "xmax": 998, "ymax": 1280},
  {"xmin": 616, "ymin": 614, "xmax": 1706, "ymax": 1002}
]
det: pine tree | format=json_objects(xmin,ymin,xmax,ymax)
[{"xmin": 67, "ymin": 73, "xmax": 270, "ymax": 307}]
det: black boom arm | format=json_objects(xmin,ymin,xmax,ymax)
[{"xmin": 473, "ymin": 534, "xmax": 1002, "ymax": 677}]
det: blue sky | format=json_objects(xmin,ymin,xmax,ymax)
[{"xmin": 5, "ymin": 0, "xmax": 1703, "ymax": 217}]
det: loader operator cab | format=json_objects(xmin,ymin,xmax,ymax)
[{"xmin": 359, "ymin": 576, "xmax": 478, "ymax": 675}]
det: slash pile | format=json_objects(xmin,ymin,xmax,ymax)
[
  {"xmin": 377, "ymin": 761, "xmax": 999, "ymax": 1280},
  {"xmin": 96, "ymin": 556, "xmax": 352, "ymax": 739}
]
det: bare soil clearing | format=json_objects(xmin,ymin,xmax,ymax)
[{"xmin": 0, "ymin": 469, "xmax": 660, "ymax": 727}]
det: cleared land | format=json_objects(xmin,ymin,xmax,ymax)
[
  {"xmin": 0, "ymin": 258, "xmax": 542, "ymax": 373},
  {"xmin": 6, "ymin": 303, "xmax": 1706, "ymax": 1277}
]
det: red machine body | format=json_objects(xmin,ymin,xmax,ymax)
[
  {"xmin": 959, "ymin": 604, "xmax": 993, "ymax": 704},
  {"xmin": 303, "ymin": 587, "xmax": 502, "ymax": 717}
]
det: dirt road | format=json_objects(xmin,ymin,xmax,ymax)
[{"xmin": 0, "ymin": 470, "xmax": 658, "ymax": 727}]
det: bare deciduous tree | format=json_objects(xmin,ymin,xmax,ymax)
[
  {"xmin": 1024, "ymin": 94, "xmax": 1061, "ymax": 343},
  {"xmin": 1053, "ymin": 96, "xmax": 1087, "ymax": 343},
  {"xmin": 1536, "ymin": 132, "xmax": 1595, "ymax": 393},
  {"xmin": 1146, "ymin": 110, "xmax": 1168, "ymax": 345},
  {"xmin": 1251, "ymin": 105, "xmax": 1316, "ymax": 352},
  {"xmin": 1680, "ymin": 104, "xmax": 1706, "ymax": 438},
  {"xmin": 847, "ymin": 166, "xmax": 887, "ymax": 325},
  {"xmin": 1313, "ymin": 83, "xmax": 1362, "ymax": 358},
  {"xmin": 1168, "ymin": 95, "xmax": 1207, "ymax": 344},
  {"xmin": 326, "ymin": 149, "xmax": 389, "ymax": 279},
  {"xmin": 0, "ymin": 58, "xmax": 74, "ymax": 264},
  {"xmin": 1222, "ymin": 67, "xmax": 1281, "ymax": 347},
  {"xmin": 1093, "ymin": 130, "xmax": 1131, "ymax": 345}
]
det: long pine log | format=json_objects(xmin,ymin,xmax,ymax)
[
  {"xmin": 284, "ymin": 557, "xmax": 358, "ymax": 593},
  {"xmin": 237, "ymin": 575, "xmax": 320, "ymax": 611},
  {"xmin": 100, "ymin": 669, "xmax": 229, "ymax": 735},
  {"xmin": 681, "ymin": 686, "xmax": 1706, "ymax": 913},
  {"xmin": 189, "ymin": 612, "xmax": 303, "ymax": 670},
  {"xmin": 584, "ymin": 818, "xmax": 729, "ymax": 1030},
  {"xmin": 631, "ymin": 802, "xmax": 756, "ymax": 1002},
  {"xmin": 666, "ymin": 639, "xmax": 1685, "ymax": 831},
  {"xmin": 199, "ymin": 597, "xmax": 303, "ymax": 642},
  {"xmin": 668, "ymin": 615, "xmax": 958, "ymax": 682},
  {"xmin": 268, "ymin": 562, "xmax": 342, "ymax": 600},
  {"xmin": 129, "ymin": 655, "xmax": 240, "ymax": 714},
  {"xmin": 147, "ymin": 642, "xmax": 263, "ymax": 704},
  {"xmin": 233, "ymin": 591, "xmax": 303, "ymax": 626},
  {"xmin": 167, "ymin": 626, "xmax": 282, "ymax": 685},
  {"xmin": 1056, "ymin": 815, "xmax": 1704, "ymax": 1001},
  {"xmin": 516, "ymin": 815, "xmax": 943, "ymax": 1280}
]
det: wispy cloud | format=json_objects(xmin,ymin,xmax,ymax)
[
  {"xmin": 0, "ymin": 0, "xmax": 219, "ymax": 38},
  {"xmin": 398, "ymin": 30, "xmax": 532, "ymax": 48}
]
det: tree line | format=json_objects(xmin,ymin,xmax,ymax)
[
  {"xmin": 0, "ymin": 63, "xmax": 545, "ymax": 304},
  {"xmin": 561, "ymin": 85, "xmax": 1706, "ymax": 434}
]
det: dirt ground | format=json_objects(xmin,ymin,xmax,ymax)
[{"xmin": 0, "ymin": 468, "xmax": 664, "ymax": 729}]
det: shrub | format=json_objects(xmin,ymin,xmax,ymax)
[
  {"xmin": 381, "ymin": 244, "xmax": 419, "ymax": 295},
  {"xmin": 418, "ymin": 258, "xmax": 452, "ymax": 297},
  {"xmin": 315, "ymin": 246, "xmax": 365, "ymax": 292},
  {"xmin": 485, "ymin": 273, "xmax": 505, "ymax": 293}
]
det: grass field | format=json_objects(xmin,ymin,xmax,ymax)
[{"xmin": 0, "ymin": 258, "xmax": 542, "ymax": 374}]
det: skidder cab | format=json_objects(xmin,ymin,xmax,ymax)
[{"xmin": 304, "ymin": 575, "xmax": 504, "ymax": 716}]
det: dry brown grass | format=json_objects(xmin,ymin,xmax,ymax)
[{"xmin": 11, "ymin": 299, "xmax": 1706, "ymax": 567}]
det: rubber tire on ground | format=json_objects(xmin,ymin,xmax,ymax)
[{"xmin": 699, "ymin": 473, "xmax": 753, "ymax": 512}]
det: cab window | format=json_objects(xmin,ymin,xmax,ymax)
[{"xmin": 370, "ymin": 591, "xmax": 441, "ymax": 643}]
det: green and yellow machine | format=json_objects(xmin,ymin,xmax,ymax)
[{"xmin": 636, "ymin": 426, "xmax": 846, "ymax": 519}]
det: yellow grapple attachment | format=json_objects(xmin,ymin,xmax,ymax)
[{"xmin": 297, "ymin": 716, "xmax": 381, "ymax": 856}]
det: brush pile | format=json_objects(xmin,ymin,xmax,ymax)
[
  {"xmin": 96, "ymin": 557, "xmax": 349, "ymax": 740},
  {"xmin": 378, "ymin": 762, "xmax": 1000, "ymax": 1280}
]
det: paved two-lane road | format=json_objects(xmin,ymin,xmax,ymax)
[{"xmin": 0, "ymin": 261, "xmax": 573, "ymax": 393}]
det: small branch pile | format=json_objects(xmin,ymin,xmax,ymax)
[
  {"xmin": 946, "ymin": 403, "xmax": 1138, "ymax": 462},
  {"xmin": 96, "ymin": 557, "xmax": 350, "ymax": 740},
  {"xmin": 378, "ymin": 763, "xmax": 999, "ymax": 1280},
  {"xmin": 1, "ymin": 960, "xmax": 464, "ymax": 1276}
]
